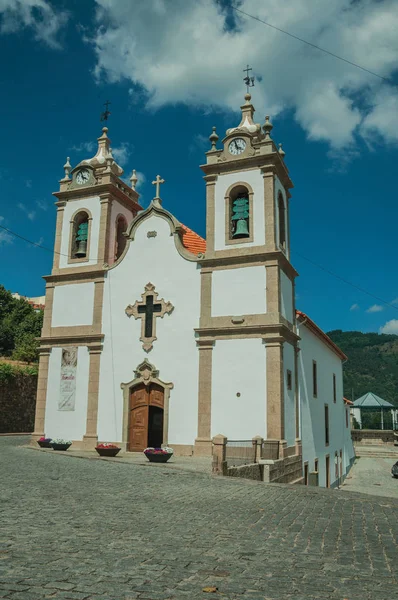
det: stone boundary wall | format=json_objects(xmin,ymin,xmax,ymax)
[
  {"xmin": 352, "ymin": 429, "xmax": 397, "ymax": 445},
  {"xmin": 261, "ymin": 454, "xmax": 303, "ymax": 484},
  {"xmin": 0, "ymin": 373, "xmax": 37, "ymax": 433},
  {"xmin": 226, "ymin": 463, "xmax": 263, "ymax": 481}
]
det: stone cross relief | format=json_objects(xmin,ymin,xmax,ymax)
[{"xmin": 125, "ymin": 283, "xmax": 174, "ymax": 352}]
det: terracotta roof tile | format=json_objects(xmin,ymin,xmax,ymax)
[{"xmin": 180, "ymin": 224, "xmax": 206, "ymax": 255}]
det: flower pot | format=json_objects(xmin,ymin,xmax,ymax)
[
  {"xmin": 95, "ymin": 447, "xmax": 121, "ymax": 457},
  {"xmin": 146, "ymin": 453, "xmax": 172, "ymax": 463},
  {"xmin": 37, "ymin": 441, "xmax": 52, "ymax": 448},
  {"xmin": 52, "ymin": 443, "xmax": 71, "ymax": 451}
]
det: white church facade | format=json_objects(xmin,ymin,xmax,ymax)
[{"xmin": 32, "ymin": 93, "xmax": 354, "ymax": 488}]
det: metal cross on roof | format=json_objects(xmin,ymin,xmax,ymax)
[
  {"xmin": 152, "ymin": 174, "xmax": 165, "ymax": 199},
  {"xmin": 100, "ymin": 100, "xmax": 111, "ymax": 122},
  {"xmin": 243, "ymin": 64, "xmax": 255, "ymax": 93}
]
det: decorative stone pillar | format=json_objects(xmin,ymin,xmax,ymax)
[
  {"xmin": 212, "ymin": 434, "xmax": 227, "ymax": 475},
  {"xmin": 83, "ymin": 348, "xmax": 101, "ymax": 450},
  {"xmin": 204, "ymin": 174, "xmax": 217, "ymax": 255},
  {"xmin": 194, "ymin": 339, "xmax": 215, "ymax": 456},
  {"xmin": 264, "ymin": 337, "xmax": 286, "ymax": 456},
  {"xmin": 97, "ymin": 193, "xmax": 113, "ymax": 264},
  {"xmin": 252, "ymin": 435, "xmax": 264, "ymax": 463},
  {"xmin": 262, "ymin": 169, "xmax": 276, "ymax": 252},
  {"xmin": 31, "ymin": 349, "xmax": 51, "ymax": 443},
  {"xmin": 52, "ymin": 201, "xmax": 66, "ymax": 271}
]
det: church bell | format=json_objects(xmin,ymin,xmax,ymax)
[
  {"xmin": 75, "ymin": 240, "xmax": 87, "ymax": 257},
  {"xmin": 232, "ymin": 218, "xmax": 249, "ymax": 239}
]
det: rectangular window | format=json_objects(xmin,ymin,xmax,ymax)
[
  {"xmin": 325, "ymin": 404, "xmax": 329, "ymax": 446},
  {"xmin": 314, "ymin": 458, "xmax": 319, "ymax": 473},
  {"xmin": 312, "ymin": 361, "xmax": 318, "ymax": 397},
  {"xmin": 345, "ymin": 408, "xmax": 349, "ymax": 428},
  {"xmin": 335, "ymin": 452, "xmax": 339, "ymax": 479},
  {"xmin": 333, "ymin": 374, "xmax": 336, "ymax": 403},
  {"xmin": 287, "ymin": 370, "xmax": 292, "ymax": 390},
  {"xmin": 304, "ymin": 462, "xmax": 309, "ymax": 485},
  {"xmin": 325, "ymin": 455, "xmax": 330, "ymax": 488}
]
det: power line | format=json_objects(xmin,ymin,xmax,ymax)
[
  {"xmin": 293, "ymin": 250, "xmax": 398, "ymax": 311},
  {"xmin": 2, "ymin": 222, "xmax": 397, "ymax": 312},
  {"xmin": 231, "ymin": 5, "xmax": 390, "ymax": 83}
]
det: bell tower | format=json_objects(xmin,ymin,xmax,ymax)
[{"xmin": 195, "ymin": 92, "xmax": 301, "ymax": 463}]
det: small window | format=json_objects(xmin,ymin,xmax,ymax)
[
  {"xmin": 325, "ymin": 405, "xmax": 329, "ymax": 446},
  {"xmin": 333, "ymin": 374, "xmax": 336, "ymax": 403},
  {"xmin": 312, "ymin": 361, "xmax": 318, "ymax": 398},
  {"xmin": 304, "ymin": 462, "xmax": 309, "ymax": 485},
  {"xmin": 278, "ymin": 192, "xmax": 286, "ymax": 250},
  {"xmin": 71, "ymin": 211, "xmax": 90, "ymax": 260},
  {"xmin": 314, "ymin": 458, "xmax": 319, "ymax": 473},
  {"xmin": 335, "ymin": 452, "xmax": 339, "ymax": 479},
  {"xmin": 115, "ymin": 215, "xmax": 128, "ymax": 261},
  {"xmin": 345, "ymin": 408, "xmax": 349, "ymax": 428},
  {"xmin": 287, "ymin": 369, "xmax": 292, "ymax": 390}
]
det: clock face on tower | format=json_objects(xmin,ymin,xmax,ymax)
[
  {"xmin": 228, "ymin": 138, "xmax": 246, "ymax": 155},
  {"xmin": 76, "ymin": 169, "xmax": 90, "ymax": 185}
]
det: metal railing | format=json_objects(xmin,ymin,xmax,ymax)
[
  {"xmin": 225, "ymin": 440, "xmax": 256, "ymax": 467},
  {"xmin": 261, "ymin": 440, "xmax": 280, "ymax": 460}
]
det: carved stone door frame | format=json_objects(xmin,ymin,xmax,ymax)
[{"xmin": 121, "ymin": 359, "xmax": 173, "ymax": 449}]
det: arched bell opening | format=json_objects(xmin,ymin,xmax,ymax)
[
  {"xmin": 69, "ymin": 209, "xmax": 92, "ymax": 262},
  {"xmin": 224, "ymin": 182, "xmax": 254, "ymax": 245},
  {"xmin": 114, "ymin": 214, "xmax": 128, "ymax": 261}
]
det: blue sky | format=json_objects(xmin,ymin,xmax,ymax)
[{"xmin": 0, "ymin": 0, "xmax": 398, "ymax": 335}]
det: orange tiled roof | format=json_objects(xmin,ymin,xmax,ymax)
[
  {"xmin": 296, "ymin": 310, "xmax": 348, "ymax": 361},
  {"xmin": 180, "ymin": 224, "xmax": 206, "ymax": 255},
  {"xmin": 343, "ymin": 397, "xmax": 353, "ymax": 405}
]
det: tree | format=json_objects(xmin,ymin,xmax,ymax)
[{"xmin": 0, "ymin": 285, "xmax": 43, "ymax": 361}]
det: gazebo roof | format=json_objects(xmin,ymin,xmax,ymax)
[{"xmin": 353, "ymin": 392, "xmax": 394, "ymax": 408}]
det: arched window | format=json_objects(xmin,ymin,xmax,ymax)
[
  {"xmin": 115, "ymin": 215, "xmax": 128, "ymax": 261},
  {"xmin": 70, "ymin": 210, "xmax": 90, "ymax": 261},
  {"xmin": 224, "ymin": 183, "xmax": 254, "ymax": 246},
  {"xmin": 278, "ymin": 192, "xmax": 286, "ymax": 250}
]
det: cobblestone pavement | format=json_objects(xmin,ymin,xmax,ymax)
[
  {"xmin": 341, "ymin": 456, "xmax": 398, "ymax": 499},
  {"xmin": 1, "ymin": 437, "xmax": 398, "ymax": 600}
]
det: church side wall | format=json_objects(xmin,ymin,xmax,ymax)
[
  {"xmin": 211, "ymin": 266, "xmax": 266, "ymax": 316},
  {"xmin": 280, "ymin": 271, "xmax": 293, "ymax": 323},
  {"xmin": 52, "ymin": 283, "xmax": 95, "ymax": 327},
  {"xmin": 214, "ymin": 170, "xmax": 265, "ymax": 251},
  {"xmin": 211, "ymin": 339, "xmax": 266, "ymax": 439},
  {"xmin": 59, "ymin": 196, "xmax": 101, "ymax": 269},
  {"xmin": 98, "ymin": 214, "xmax": 201, "ymax": 448},
  {"xmin": 44, "ymin": 346, "xmax": 90, "ymax": 440},
  {"xmin": 283, "ymin": 341, "xmax": 296, "ymax": 447},
  {"xmin": 298, "ymin": 324, "xmax": 354, "ymax": 488}
]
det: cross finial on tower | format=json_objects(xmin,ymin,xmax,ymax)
[
  {"xmin": 152, "ymin": 174, "xmax": 165, "ymax": 200},
  {"xmin": 100, "ymin": 100, "xmax": 111, "ymax": 122},
  {"xmin": 243, "ymin": 65, "xmax": 255, "ymax": 93}
]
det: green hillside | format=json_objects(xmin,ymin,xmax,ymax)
[{"xmin": 327, "ymin": 330, "xmax": 398, "ymax": 406}]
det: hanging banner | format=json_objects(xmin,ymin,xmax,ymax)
[{"xmin": 59, "ymin": 347, "xmax": 78, "ymax": 411}]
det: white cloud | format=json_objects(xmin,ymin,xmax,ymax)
[
  {"xmin": 17, "ymin": 202, "xmax": 36, "ymax": 221},
  {"xmin": 0, "ymin": 0, "xmax": 69, "ymax": 49},
  {"xmin": 0, "ymin": 216, "xmax": 13, "ymax": 245},
  {"xmin": 25, "ymin": 179, "xmax": 32, "ymax": 188},
  {"xmin": 88, "ymin": 0, "xmax": 398, "ymax": 152},
  {"xmin": 36, "ymin": 199, "xmax": 48, "ymax": 211},
  {"xmin": 380, "ymin": 319, "xmax": 398, "ymax": 334},
  {"xmin": 366, "ymin": 304, "xmax": 384, "ymax": 313},
  {"xmin": 71, "ymin": 141, "xmax": 95, "ymax": 154},
  {"xmin": 350, "ymin": 303, "xmax": 359, "ymax": 311},
  {"xmin": 112, "ymin": 142, "xmax": 130, "ymax": 166},
  {"xmin": 391, "ymin": 298, "xmax": 398, "ymax": 305}
]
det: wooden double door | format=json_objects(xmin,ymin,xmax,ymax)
[{"xmin": 128, "ymin": 383, "xmax": 164, "ymax": 452}]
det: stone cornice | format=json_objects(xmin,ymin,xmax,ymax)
[
  {"xmin": 39, "ymin": 333, "xmax": 104, "ymax": 350},
  {"xmin": 200, "ymin": 250, "xmax": 298, "ymax": 279},
  {"xmin": 195, "ymin": 323, "xmax": 299, "ymax": 345},
  {"xmin": 44, "ymin": 267, "xmax": 105, "ymax": 284},
  {"xmin": 200, "ymin": 154, "xmax": 293, "ymax": 190},
  {"xmin": 53, "ymin": 182, "xmax": 142, "ymax": 213}
]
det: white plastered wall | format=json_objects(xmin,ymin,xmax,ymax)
[
  {"xmin": 280, "ymin": 271, "xmax": 293, "ymax": 323},
  {"xmin": 211, "ymin": 339, "xmax": 267, "ymax": 439},
  {"xmin": 52, "ymin": 283, "xmax": 94, "ymax": 327},
  {"xmin": 107, "ymin": 201, "xmax": 135, "ymax": 265},
  {"xmin": 283, "ymin": 341, "xmax": 296, "ymax": 447},
  {"xmin": 298, "ymin": 323, "xmax": 355, "ymax": 488},
  {"xmin": 59, "ymin": 196, "xmax": 101, "ymax": 269},
  {"xmin": 44, "ymin": 346, "xmax": 90, "ymax": 440},
  {"xmin": 214, "ymin": 170, "xmax": 265, "ymax": 250},
  {"xmin": 98, "ymin": 213, "xmax": 201, "ymax": 445},
  {"xmin": 211, "ymin": 266, "xmax": 266, "ymax": 316}
]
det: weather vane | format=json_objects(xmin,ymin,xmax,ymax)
[
  {"xmin": 100, "ymin": 100, "xmax": 111, "ymax": 122},
  {"xmin": 243, "ymin": 65, "xmax": 255, "ymax": 93}
]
